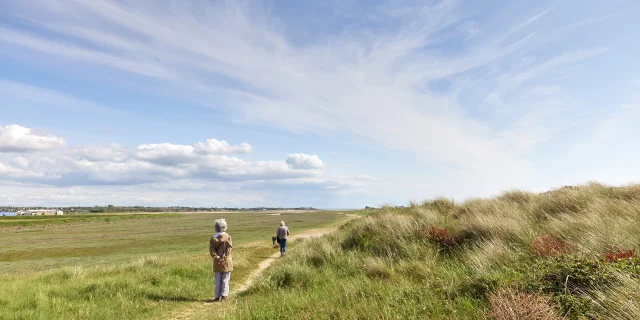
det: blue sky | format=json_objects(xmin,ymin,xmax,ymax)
[{"xmin": 1, "ymin": 0, "xmax": 639, "ymax": 208}]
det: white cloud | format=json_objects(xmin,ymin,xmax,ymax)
[
  {"xmin": 0, "ymin": 125, "xmax": 350, "ymax": 196},
  {"xmin": 0, "ymin": 1, "xmax": 633, "ymax": 205},
  {"xmin": 286, "ymin": 154, "xmax": 324, "ymax": 169},
  {"xmin": 0, "ymin": 1, "xmax": 533, "ymax": 177},
  {"xmin": 136, "ymin": 139, "xmax": 252, "ymax": 165},
  {"xmin": 136, "ymin": 143, "xmax": 196, "ymax": 165},
  {"xmin": 194, "ymin": 138, "xmax": 252, "ymax": 155},
  {"xmin": 13, "ymin": 156, "xmax": 30, "ymax": 168},
  {"xmin": 69, "ymin": 144, "xmax": 129, "ymax": 162},
  {"xmin": 0, "ymin": 125, "xmax": 67, "ymax": 152},
  {"xmin": 0, "ymin": 162, "xmax": 45, "ymax": 179}
]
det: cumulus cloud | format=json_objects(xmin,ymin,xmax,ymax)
[
  {"xmin": 136, "ymin": 143, "xmax": 195, "ymax": 165},
  {"xmin": 0, "ymin": 162, "xmax": 46, "ymax": 179},
  {"xmin": 194, "ymin": 138, "xmax": 252, "ymax": 155},
  {"xmin": 0, "ymin": 125, "xmax": 345, "ymax": 192},
  {"xmin": 13, "ymin": 156, "xmax": 30, "ymax": 168},
  {"xmin": 69, "ymin": 144, "xmax": 129, "ymax": 162},
  {"xmin": 0, "ymin": 124, "xmax": 66, "ymax": 152},
  {"xmin": 286, "ymin": 154, "xmax": 324, "ymax": 169},
  {"xmin": 136, "ymin": 139, "xmax": 252, "ymax": 165}
]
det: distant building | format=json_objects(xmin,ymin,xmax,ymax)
[{"xmin": 24, "ymin": 210, "xmax": 64, "ymax": 216}]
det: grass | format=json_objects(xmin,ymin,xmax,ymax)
[
  {"xmin": 0, "ymin": 213, "xmax": 182, "ymax": 228},
  {"xmin": 5, "ymin": 182, "xmax": 640, "ymax": 319},
  {"xmin": 0, "ymin": 210, "xmax": 348, "ymax": 319},
  {"xmin": 217, "ymin": 182, "xmax": 640, "ymax": 319}
]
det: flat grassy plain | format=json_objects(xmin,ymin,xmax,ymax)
[{"xmin": 0, "ymin": 210, "xmax": 348, "ymax": 319}]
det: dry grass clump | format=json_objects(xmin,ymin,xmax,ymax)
[
  {"xmin": 488, "ymin": 288, "xmax": 564, "ymax": 320},
  {"xmin": 529, "ymin": 234, "xmax": 572, "ymax": 257}
]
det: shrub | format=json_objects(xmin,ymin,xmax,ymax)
[
  {"xmin": 604, "ymin": 249, "xmax": 636, "ymax": 262},
  {"xmin": 605, "ymin": 254, "xmax": 640, "ymax": 276},
  {"xmin": 426, "ymin": 227, "xmax": 457, "ymax": 249},
  {"xmin": 488, "ymin": 288, "xmax": 564, "ymax": 320},
  {"xmin": 530, "ymin": 235, "xmax": 572, "ymax": 257},
  {"xmin": 528, "ymin": 256, "xmax": 611, "ymax": 294},
  {"xmin": 526, "ymin": 256, "xmax": 613, "ymax": 317}
]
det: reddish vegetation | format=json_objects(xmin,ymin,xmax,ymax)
[
  {"xmin": 419, "ymin": 226, "xmax": 458, "ymax": 247},
  {"xmin": 604, "ymin": 249, "xmax": 636, "ymax": 262},
  {"xmin": 530, "ymin": 234, "xmax": 571, "ymax": 257}
]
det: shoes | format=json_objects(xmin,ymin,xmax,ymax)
[
  {"xmin": 213, "ymin": 297, "xmax": 220, "ymax": 302},
  {"xmin": 220, "ymin": 296, "xmax": 227, "ymax": 301}
]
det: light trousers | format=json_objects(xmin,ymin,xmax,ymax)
[{"xmin": 214, "ymin": 271, "xmax": 231, "ymax": 298}]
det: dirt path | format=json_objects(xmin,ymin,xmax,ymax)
[
  {"xmin": 164, "ymin": 215, "xmax": 359, "ymax": 320},
  {"xmin": 234, "ymin": 228, "xmax": 333, "ymax": 292}
]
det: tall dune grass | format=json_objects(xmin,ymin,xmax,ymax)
[{"xmin": 230, "ymin": 183, "xmax": 640, "ymax": 319}]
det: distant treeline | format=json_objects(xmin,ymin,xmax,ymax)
[{"xmin": 0, "ymin": 205, "xmax": 317, "ymax": 213}]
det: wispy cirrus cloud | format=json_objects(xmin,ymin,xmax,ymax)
[
  {"xmin": 0, "ymin": 0, "xmax": 636, "ymax": 206},
  {"xmin": 0, "ymin": 0, "xmax": 542, "ymax": 181}
]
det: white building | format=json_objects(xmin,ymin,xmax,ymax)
[{"xmin": 24, "ymin": 209, "xmax": 64, "ymax": 216}]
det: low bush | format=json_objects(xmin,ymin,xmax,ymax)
[
  {"xmin": 604, "ymin": 249, "xmax": 636, "ymax": 262},
  {"xmin": 530, "ymin": 234, "xmax": 572, "ymax": 257},
  {"xmin": 426, "ymin": 227, "xmax": 458, "ymax": 249},
  {"xmin": 525, "ymin": 256, "xmax": 611, "ymax": 317}
]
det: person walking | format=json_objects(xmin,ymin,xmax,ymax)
[
  {"xmin": 209, "ymin": 218, "xmax": 233, "ymax": 301},
  {"xmin": 276, "ymin": 221, "xmax": 290, "ymax": 257}
]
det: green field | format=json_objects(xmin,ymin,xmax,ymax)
[
  {"xmin": 4, "ymin": 183, "xmax": 640, "ymax": 319},
  {"xmin": 0, "ymin": 213, "xmax": 182, "ymax": 229},
  {"xmin": 0, "ymin": 210, "xmax": 349, "ymax": 319}
]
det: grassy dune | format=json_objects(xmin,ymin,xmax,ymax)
[
  {"xmin": 227, "ymin": 183, "xmax": 640, "ymax": 319},
  {"xmin": 0, "ymin": 211, "xmax": 346, "ymax": 319}
]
